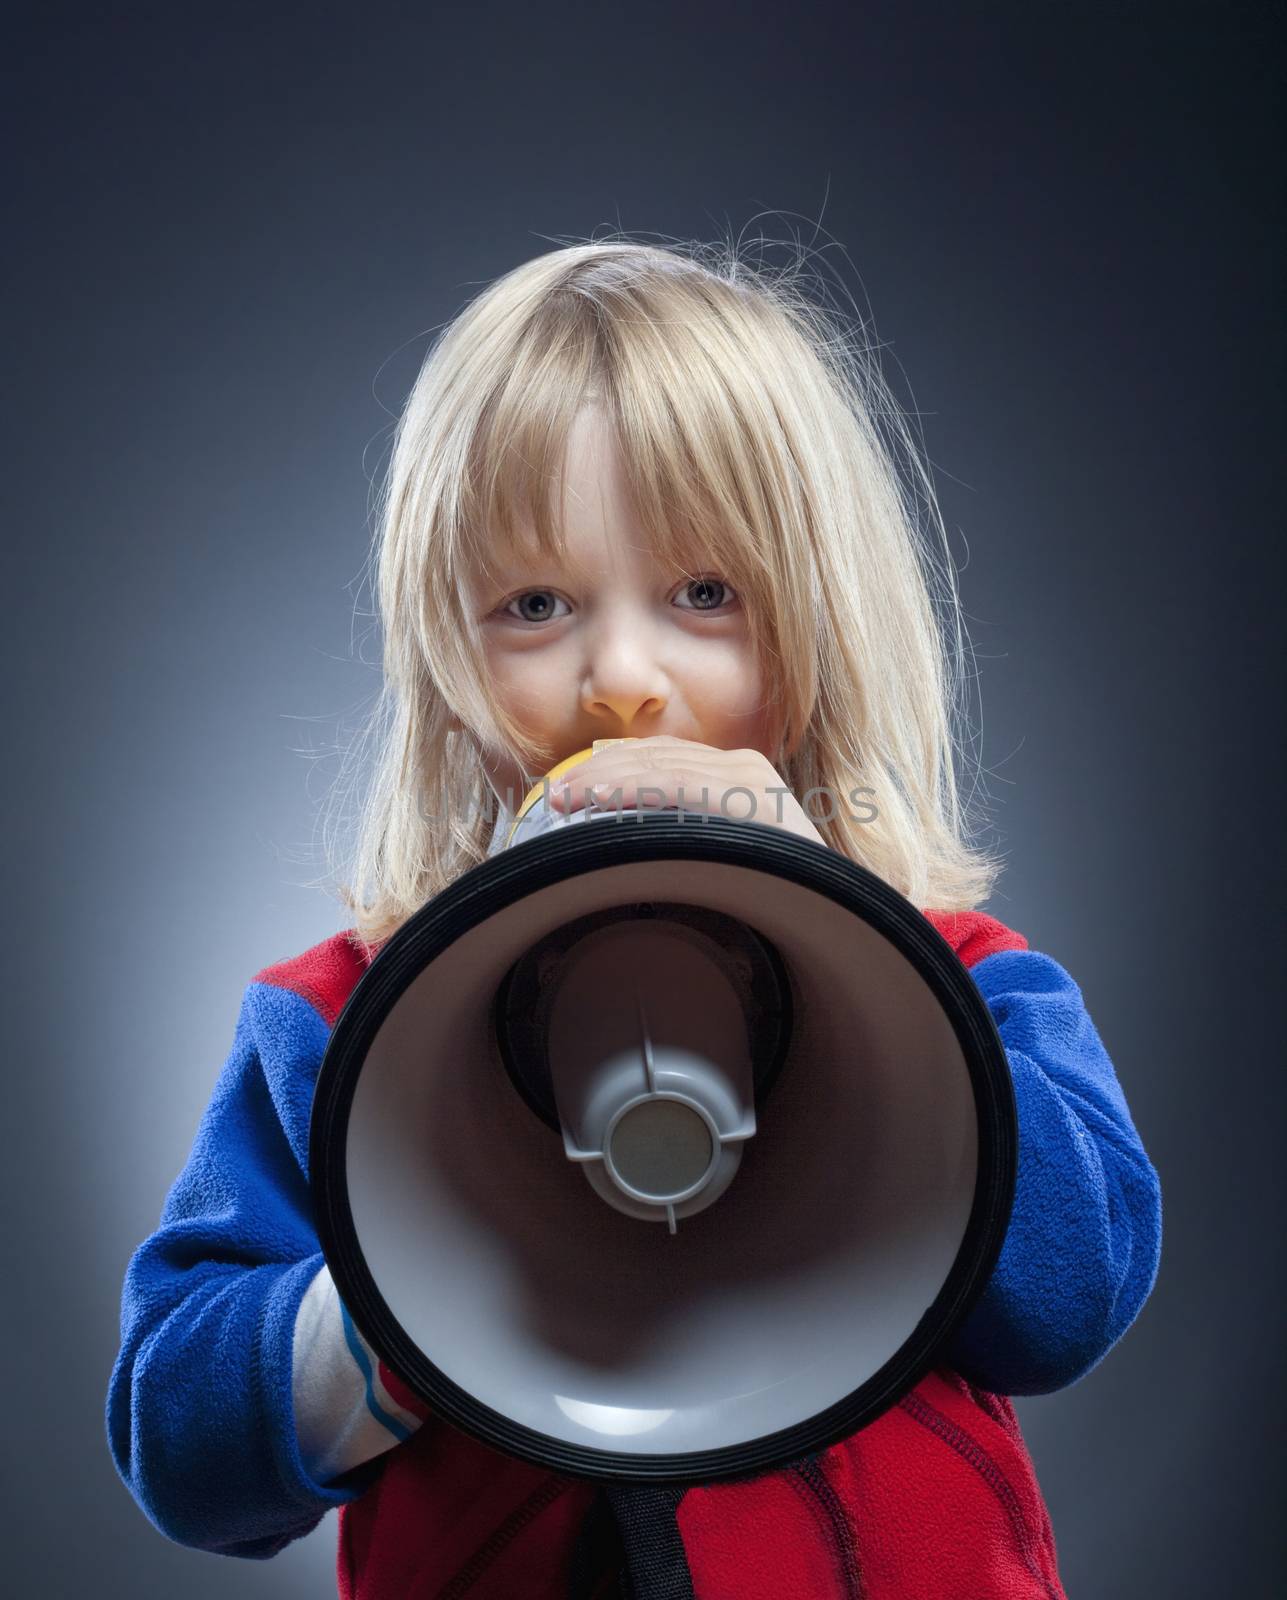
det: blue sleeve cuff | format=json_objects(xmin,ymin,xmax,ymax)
[{"xmin": 947, "ymin": 948, "xmax": 1163, "ymax": 1395}]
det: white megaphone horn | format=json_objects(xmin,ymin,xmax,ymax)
[{"xmin": 310, "ymin": 740, "xmax": 1016, "ymax": 1484}]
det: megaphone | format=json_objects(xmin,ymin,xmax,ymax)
[{"xmin": 309, "ymin": 746, "xmax": 1016, "ymax": 1488}]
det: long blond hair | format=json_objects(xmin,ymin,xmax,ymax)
[{"xmin": 321, "ymin": 235, "xmax": 1000, "ymax": 949}]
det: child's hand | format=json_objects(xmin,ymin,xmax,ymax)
[{"xmin": 547, "ymin": 736, "xmax": 827, "ymax": 847}]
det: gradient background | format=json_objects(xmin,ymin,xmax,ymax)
[{"xmin": 6, "ymin": 4, "xmax": 1283, "ymax": 1595}]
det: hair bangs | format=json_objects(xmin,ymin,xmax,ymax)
[
  {"xmin": 596, "ymin": 291, "xmax": 803, "ymax": 681},
  {"xmin": 458, "ymin": 293, "xmax": 600, "ymax": 591}
]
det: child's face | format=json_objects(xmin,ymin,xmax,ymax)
[{"xmin": 466, "ymin": 406, "xmax": 788, "ymax": 812}]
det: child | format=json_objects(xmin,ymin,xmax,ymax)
[{"xmin": 107, "ymin": 238, "xmax": 1162, "ymax": 1599}]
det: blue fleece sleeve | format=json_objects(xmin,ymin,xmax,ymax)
[
  {"xmin": 106, "ymin": 983, "xmax": 374, "ymax": 1558},
  {"xmin": 946, "ymin": 948, "xmax": 1163, "ymax": 1396}
]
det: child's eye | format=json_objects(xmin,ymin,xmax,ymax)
[
  {"xmin": 673, "ymin": 576, "xmax": 737, "ymax": 612},
  {"xmin": 499, "ymin": 577, "xmax": 737, "ymax": 626},
  {"xmin": 503, "ymin": 590, "xmax": 572, "ymax": 624}
]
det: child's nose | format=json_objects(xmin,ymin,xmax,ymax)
[{"xmin": 581, "ymin": 630, "xmax": 670, "ymax": 726}]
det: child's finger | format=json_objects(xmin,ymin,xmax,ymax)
[{"xmin": 588, "ymin": 772, "xmax": 706, "ymax": 814}]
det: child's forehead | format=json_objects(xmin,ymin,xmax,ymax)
[{"xmin": 468, "ymin": 519, "xmax": 709, "ymax": 588}]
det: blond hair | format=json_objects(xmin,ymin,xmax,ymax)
[{"xmin": 321, "ymin": 234, "xmax": 1001, "ymax": 949}]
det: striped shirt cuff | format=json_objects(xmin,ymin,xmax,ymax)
[{"xmin": 291, "ymin": 1262, "xmax": 431, "ymax": 1485}]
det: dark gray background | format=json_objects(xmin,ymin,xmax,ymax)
[{"xmin": 6, "ymin": 3, "xmax": 1283, "ymax": 1595}]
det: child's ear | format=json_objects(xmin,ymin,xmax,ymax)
[{"xmin": 446, "ymin": 712, "xmax": 466, "ymax": 736}]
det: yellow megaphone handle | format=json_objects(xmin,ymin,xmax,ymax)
[{"xmin": 506, "ymin": 739, "xmax": 638, "ymax": 846}]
